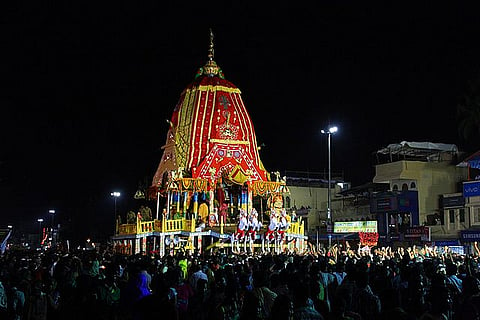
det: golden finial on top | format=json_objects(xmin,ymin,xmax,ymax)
[
  {"xmin": 208, "ymin": 28, "xmax": 215, "ymax": 61},
  {"xmin": 195, "ymin": 28, "xmax": 225, "ymax": 79}
]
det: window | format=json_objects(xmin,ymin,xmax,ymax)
[
  {"xmin": 459, "ymin": 209, "xmax": 465, "ymax": 223},
  {"xmin": 474, "ymin": 207, "xmax": 480, "ymax": 224},
  {"xmin": 402, "ymin": 183, "xmax": 408, "ymax": 191},
  {"xmin": 410, "ymin": 182, "xmax": 416, "ymax": 189},
  {"xmin": 449, "ymin": 210, "xmax": 455, "ymax": 223},
  {"xmin": 286, "ymin": 196, "xmax": 291, "ymax": 208}
]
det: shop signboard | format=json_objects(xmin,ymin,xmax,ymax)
[
  {"xmin": 437, "ymin": 245, "xmax": 465, "ymax": 255},
  {"xmin": 372, "ymin": 197, "xmax": 397, "ymax": 212},
  {"xmin": 463, "ymin": 181, "xmax": 480, "ymax": 197},
  {"xmin": 397, "ymin": 191, "xmax": 419, "ymax": 226},
  {"xmin": 448, "ymin": 246, "xmax": 465, "ymax": 254},
  {"xmin": 460, "ymin": 230, "xmax": 480, "ymax": 242},
  {"xmin": 404, "ymin": 226, "xmax": 430, "ymax": 241},
  {"xmin": 334, "ymin": 221, "xmax": 377, "ymax": 233},
  {"xmin": 433, "ymin": 240, "xmax": 460, "ymax": 247},
  {"xmin": 441, "ymin": 195, "xmax": 465, "ymax": 208}
]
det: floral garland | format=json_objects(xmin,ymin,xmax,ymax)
[{"xmin": 250, "ymin": 181, "xmax": 283, "ymax": 196}]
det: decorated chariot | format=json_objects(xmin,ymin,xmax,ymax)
[{"xmin": 112, "ymin": 30, "xmax": 306, "ymax": 256}]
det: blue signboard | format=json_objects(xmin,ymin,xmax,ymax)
[
  {"xmin": 433, "ymin": 240, "xmax": 460, "ymax": 247},
  {"xmin": 461, "ymin": 230, "xmax": 480, "ymax": 242},
  {"xmin": 463, "ymin": 181, "xmax": 480, "ymax": 197},
  {"xmin": 449, "ymin": 246, "xmax": 465, "ymax": 254},
  {"xmin": 372, "ymin": 196, "xmax": 397, "ymax": 212},
  {"xmin": 398, "ymin": 191, "xmax": 419, "ymax": 226}
]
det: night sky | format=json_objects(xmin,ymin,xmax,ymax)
[{"xmin": 2, "ymin": 2, "xmax": 480, "ymax": 242}]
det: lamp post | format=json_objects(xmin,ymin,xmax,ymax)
[
  {"xmin": 49, "ymin": 209, "xmax": 56, "ymax": 246},
  {"xmin": 37, "ymin": 218, "xmax": 44, "ymax": 245},
  {"xmin": 49, "ymin": 209, "xmax": 56, "ymax": 228},
  {"xmin": 111, "ymin": 192, "xmax": 121, "ymax": 235},
  {"xmin": 321, "ymin": 125, "xmax": 338, "ymax": 248}
]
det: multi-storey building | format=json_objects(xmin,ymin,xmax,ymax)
[{"xmin": 284, "ymin": 141, "xmax": 480, "ymax": 250}]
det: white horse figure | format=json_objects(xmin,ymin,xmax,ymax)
[
  {"xmin": 247, "ymin": 208, "xmax": 262, "ymax": 242},
  {"xmin": 277, "ymin": 209, "xmax": 290, "ymax": 241},
  {"xmin": 235, "ymin": 209, "xmax": 249, "ymax": 241},
  {"xmin": 264, "ymin": 209, "xmax": 279, "ymax": 242},
  {"xmin": 230, "ymin": 209, "xmax": 249, "ymax": 253}
]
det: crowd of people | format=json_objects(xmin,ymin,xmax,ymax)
[{"xmin": 0, "ymin": 241, "xmax": 479, "ymax": 320}]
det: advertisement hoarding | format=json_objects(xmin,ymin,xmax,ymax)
[
  {"xmin": 334, "ymin": 221, "xmax": 377, "ymax": 233},
  {"xmin": 404, "ymin": 226, "xmax": 430, "ymax": 241},
  {"xmin": 463, "ymin": 181, "xmax": 480, "ymax": 197}
]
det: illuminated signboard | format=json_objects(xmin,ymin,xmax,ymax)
[
  {"xmin": 461, "ymin": 230, "xmax": 480, "ymax": 242},
  {"xmin": 373, "ymin": 196, "xmax": 397, "ymax": 212},
  {"xmin": 404, "ymin": 226, "xmax": 431, "ymax": 241},
  {"xmin": 334, "ymin": 221, "xmax": 377, "ymax": 233},
  {"xmin": 463, "ymin": 181, "xmax": 480, "ymax": 197}
]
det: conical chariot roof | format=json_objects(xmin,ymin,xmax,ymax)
[{"xmin": 152, "ymin": 30, "xmax": 270, "ymax": 190}]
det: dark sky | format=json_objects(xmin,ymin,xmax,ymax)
[{"xmin": 2, "ymin": 2, "xmax": 480, "ymax": 240}]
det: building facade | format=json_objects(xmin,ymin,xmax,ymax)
[
  {"xmin": 372, "ymin": 142, "xmax": 468, "ymax": 243},
  {"xmin": 284, "ymin": 142, "xmax": 477, "ymax": 247}
]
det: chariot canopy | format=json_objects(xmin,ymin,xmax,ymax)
[
  {"xmin": 150, "ymin": 30, "xmax": 281, "ymax": 197},
  {"xmin": 113, "ymin": 31, "xmax": 304, "ymax": 256}
]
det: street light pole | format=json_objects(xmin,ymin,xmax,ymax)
[
  {"xmin": 49, "ymin": 209, "xmax": 56, "ymax": 247},
  {"xmin": 37, "ymin": 218, "xmax": 44, "ymax": 246},
  {"xmin": 321, "ymin": 126, "xmax": 338, "ymax": 249},
  {"xmin": 49, "ymin": 209, "xmax": 56, "ymax": 228},
  {"xmin": 111, "ymin": 192, "xmax": 121, "ymax": 236}
]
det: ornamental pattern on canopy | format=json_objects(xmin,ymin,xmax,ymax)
[{"xmin": 162, "ymin": 178, "xmax": 285, "ymax": 197}]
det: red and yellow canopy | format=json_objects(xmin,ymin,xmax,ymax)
[{"xmin": 152, "ymin": 33, "xmax": 270, "ymax": 191}]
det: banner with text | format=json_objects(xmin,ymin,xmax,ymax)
[
  {"xmin": 334, "ymin": 221, "xmax": 377, "ymax": 233},
  {"xmin": 404, "ymin": 226, "xmax": 430, "ymax": 241}
]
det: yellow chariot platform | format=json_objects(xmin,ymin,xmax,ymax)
[{"xmin": 112, "ymin": 216, "xmax": 307, "ymax": 256}]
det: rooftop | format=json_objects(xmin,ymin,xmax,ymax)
[{"xmin": 374, "ymin": 141, "xmax": 458, "ymax": 164}]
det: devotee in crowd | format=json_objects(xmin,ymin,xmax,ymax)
[
  {"xmin": 0, "ymin": 241, "xmax": 479, "ymax": 320},
  {"xmin": 119, "ymin": 268, "xmax": 151, "ymax": 319},
  {"xmin": 0, "ymin": 278, "xmax": 8, "ymax": 318}
]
